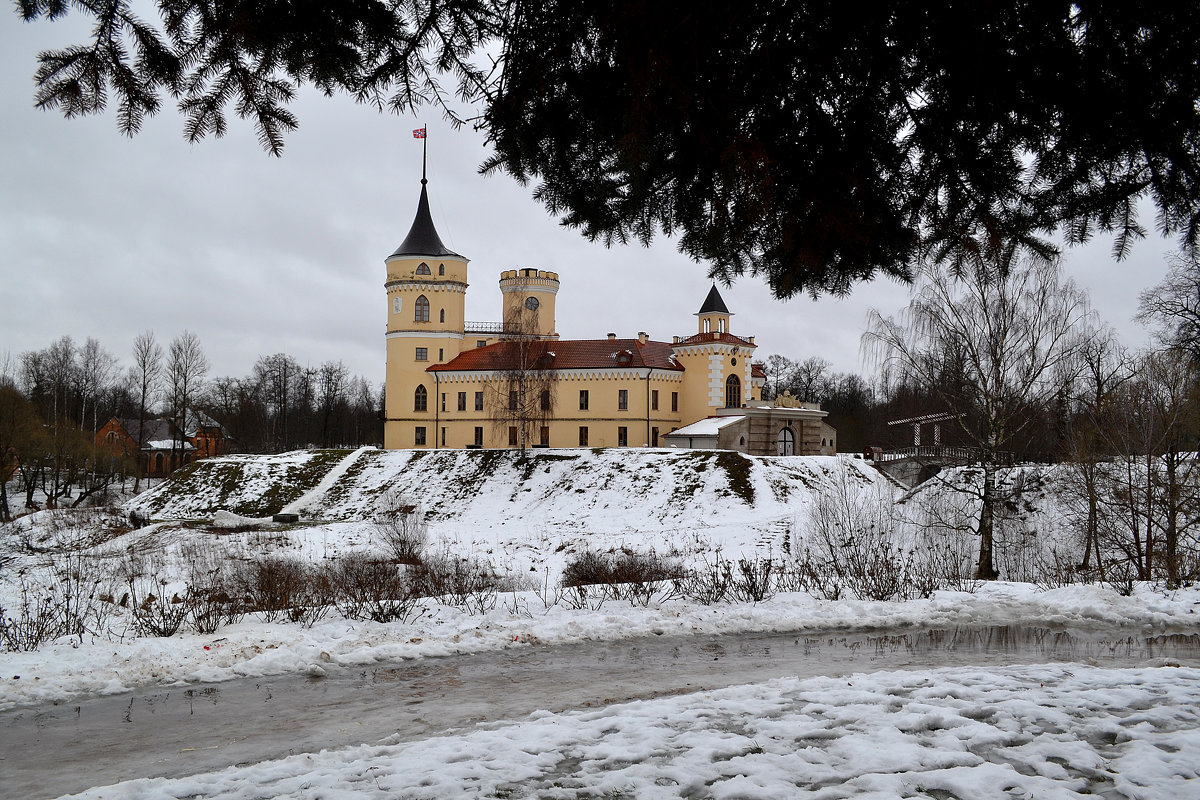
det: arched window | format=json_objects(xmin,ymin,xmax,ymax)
[
  {"xmin": 416, "ymin": 263, "xmax": 431, "ymax": 275},
  {"xmin": 415, "ymin": 295, "xmax": 430, "ymax": 322},
  {"xmin": 439, "ymin": 308, "xmax": 445, "ymax": 323},
  {"xmin": 777, "ymin": 427, "xmax": 795, "ymax": 456},
  {"xmin": 725, "ymin": 374, "xmax": 741, "ymax": 408},
  {"xmin": 703, "ymin": 318, "xmax": 711, "ymax": 333},
  {"xmin": 438, "ymin": 264, "xmax": 445, "ymax": 276},
  {"xmin": 154, "ymin": 453, "xmax": 163, "ymax": 474},
  {"xmin": 414, "ymin": 385, "xmax": 428, "ymax": 411}
]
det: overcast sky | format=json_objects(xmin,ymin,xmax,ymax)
[{"xmin": 0, "ymin": 11, "xmax": 1179, "ymax": 391}]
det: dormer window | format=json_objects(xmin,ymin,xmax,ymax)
[{"xmin": 416, "ymin": 263, "xmax": 431, "ymax": 275}]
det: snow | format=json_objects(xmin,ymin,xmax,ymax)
[
  {"xmin": 50, "ymin": 663, "xmax": 1200, "ymax": 799},
  {"xmin": 2, "ymin": 582, "xmax": 1198, "ymax": 712},
  {"xmin": 5, "ymin": 454, "xmax": 1200, "ymax": 797},
  {"xmin": 668, "ymin": 415, "xmax": 746, "ymax": 436}
]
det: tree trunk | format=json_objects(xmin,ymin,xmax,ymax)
[{"xmin": 975, "ymin": 462, "xmax": 1000, "ymax": 580}]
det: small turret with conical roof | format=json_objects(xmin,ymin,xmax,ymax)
[{"xmin": 696, "ymin": 284, "xmax": 732, "ymax": 334}]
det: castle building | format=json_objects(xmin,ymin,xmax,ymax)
[{"xmin": 383, "ymin": 177, "xmax": 835, "ymax": 454}]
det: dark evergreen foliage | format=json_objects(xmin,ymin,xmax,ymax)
[{"xmin": 16, "ymin": 2, "xmax": 1200, "ymax": 296}]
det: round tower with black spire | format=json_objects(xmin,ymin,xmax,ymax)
[{"xmin": 383, "ymin": 175, "xmax": 469, "ymax": 450}]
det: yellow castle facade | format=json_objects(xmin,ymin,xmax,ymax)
[{"xmin": 383, "ymin": 177, "xmax": 835, "ymax": 454}]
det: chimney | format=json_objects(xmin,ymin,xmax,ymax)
[
  {"xmin": 673, "ymin": 336, "xmax": 680, "ymax": 344},
  {"xmin": 637, "ymin": 331, "xmax": 649, "ymax": 344},
  {"xmin": 607, "ymin": 332, "xmax": 616, "ymax": 340}
]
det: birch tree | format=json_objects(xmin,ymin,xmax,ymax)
[{"xmin": 865, "ymin": 259, "xmax": 1091, "ymax": 579}]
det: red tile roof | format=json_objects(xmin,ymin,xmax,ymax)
[
  {"xmin": 751, "ymin": 362, "xmax": 767, "ymax": 379},
  {"xmin": 429, "ymin": 338, "xmax": 684, "ymax": 373},
  {"xmin": 674, "ymin": 332, "xmax": 756, "ymax": 347}
]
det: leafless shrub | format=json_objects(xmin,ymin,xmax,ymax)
[
  {"xmin": 728, "ymin": 557, "xmax": 776, "ymax": 603},
  {"xmin": 909, "ymin": 533, "xmax": 981, "ymax": 595},
  {"xmin": 785, "ymin": 551, "xmax": 844, "ymax": 600},
  {"xmin": 0, "ymin": 582, "xmax": 63, "ymax": 651},
  {"xmin": 412, "ymin": 553, "xmax": 499, "ymax": 614},
  {"xmin": 806, "ymin": 468, "xmax": 913, "ymax": 601},
  {"xmin": 128, "ymin": 578, "xmax": 189, "ymax": 637},
  {"xmin": 561, "ymin": 548, "xmax": 684, "ymax": 606},
  {"xmin": 372, "ymin": 493, "xmax": 428, "ymax": 565},
  {"xmin": 43, "ymin": 549, "xmax": 117, "ymax": 642},
  {"xmin": 674, "ymin": 551, "xmax": 732, "ymax": 605},
  {"xmin": 231, "ymin": 556, "xmax": 328, "ymax": 624},
  {"xmin": 1105, "ymin": 560, "xmax": 1138, "ymax": 597},
  {"xmin": 329, "ymin": 553, "xmax": 422, "ymax": 623}
]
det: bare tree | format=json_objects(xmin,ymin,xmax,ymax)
[
  {"xmin": 486, "ymin": 283, "xmax": 556, "ymax": 452},
  {"xmin": 762, "ymin": 355, "xmax": 795, "ymax": 401},
  {"xmin": 1136, "ymin": 250, "xmax": 1200, "ymax": 364},
  {"xmin": 166, "ymin": 331, "xmax": 209, "ymax": 469},
  {"xmin": 1096, "ymin": 350, "xmax": 1200, "ymax": 583},
  {"xmin": 76, "ymin": 337, "xmax": 117, "ymax": 435},
  {"xmin": 130, "ymin": 331, "xmax": 162, "ymax": 491},
  {"xmin": 789, "ymin": 356, "xmax": 832, "ymax": 402},
  {"xmin": 317, "ymin": 361, "xmax": 349, "ymax": 448},
  {"xmin": 865, "ymin": 259, "xmax": 1091, "ymax": 579}
]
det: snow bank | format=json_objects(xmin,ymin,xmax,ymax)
[{"xmin": 3, "ymin": 582, "xmax": 1197, "ymax": 712}]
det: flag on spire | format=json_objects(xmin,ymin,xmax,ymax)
[{"xmin": 413, "ymin": 127, "xmax": 427, "ymax": 139}]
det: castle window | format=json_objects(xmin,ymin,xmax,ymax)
[
  {"xmin": 651, "ymin": 390, "xmax": 659, "ymax": 411},
  {"xmin": 474, "ymin": 426, "xmax": 483, "ymax": 446},
  {"xmin": 509, "ymin": 426, "xmax": 518, "ymax": 446},
  {"xmin": 414, "ymin": 385, "xmax": 427, "ymax": 411},
  {"xmin": 579, "ymin": 390, "xmax": 589, "ymax": 410},
  {"xmin": 509, "ymin": 390, "xmax": 519, "ymax": 410},
  {"xmin": 441, "ymin": 393, "xmax": 446, "ymax": 412},
  {"xmin": 725, "ymin": 375, "xmax": 741, "ymax": 408},
  {"xmin": 439, "ymin": 308, "xmax": 445, "ymax": 323},
  {"xmin": 477, "ymin": 340, "xmax": 487, "ymax": 348},
  {"xmin": 438, "ymin": 348, "xmax": 444, "ymax": 361},
  {"xmin": 416, "ymin": 263, "xmax": 431, "ymax": 275},
  {"xmin": 719, "ymin": 318, "xmax": 726, "ymax": 333},
  {"xmin": 540, "ymin": 426, "xmax": 550, "ymax": 446},
  {"xmin": 438, "ymin": 264, "xmax": 445, "ymax": 276},
  {"xmin": 579, "ymin": 426, "xmax": 589, "ymax": 446},
  {"xmin": 415, "ymin": 347, "xmax": 428, "ymax": 361},
  {"xmin": 540, "ymin": 390, "xmax": 552, "ymax": 411},
  {"xmin": 618, "ymin": 426, "xmax": 628, "ymax": 447},
  {"xmin": 671, "ymin": 392, "xmax": 678, "ymax": 412},
  {"xmin": 415, "ymin": 426, "xmax": 426, "ymax": 445},
  {"xmin": 457, "ymin": 392, "xmax": 467, "ymax": 411},
  {"xmin": 415, "ymin": 295, "xmax": 430, "ymax": 322},
  {"xmin": 475, "ymin": 391, "xmax": 484, "ymax": 411},
  {"xmin": 652, "ymin": 427, "xmax": 659, "ymax": 447},
  {"xmin": 618, "ymin": 389, "xmax": 628, "ymax": 410},
  {"xmin": 703, "ymin": 318, "xmax": 711, "ymax": 333}
]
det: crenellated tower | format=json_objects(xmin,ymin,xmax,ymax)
[
  {"xmin": 499, "ymin": 268, "xmax": 560, "ymax": 339},
  {"xmin": 383, "ymin": 176, "xmax": 468, "ymax": 449}
]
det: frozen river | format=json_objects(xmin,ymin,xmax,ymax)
[{"xmin": 3, "ymin": 625, "xmax": 1198, "ymax": 799}]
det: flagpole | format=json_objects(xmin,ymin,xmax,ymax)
[{"xmin": 422, "ymin": 122, "xmax": 427, "ymax": 184}]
